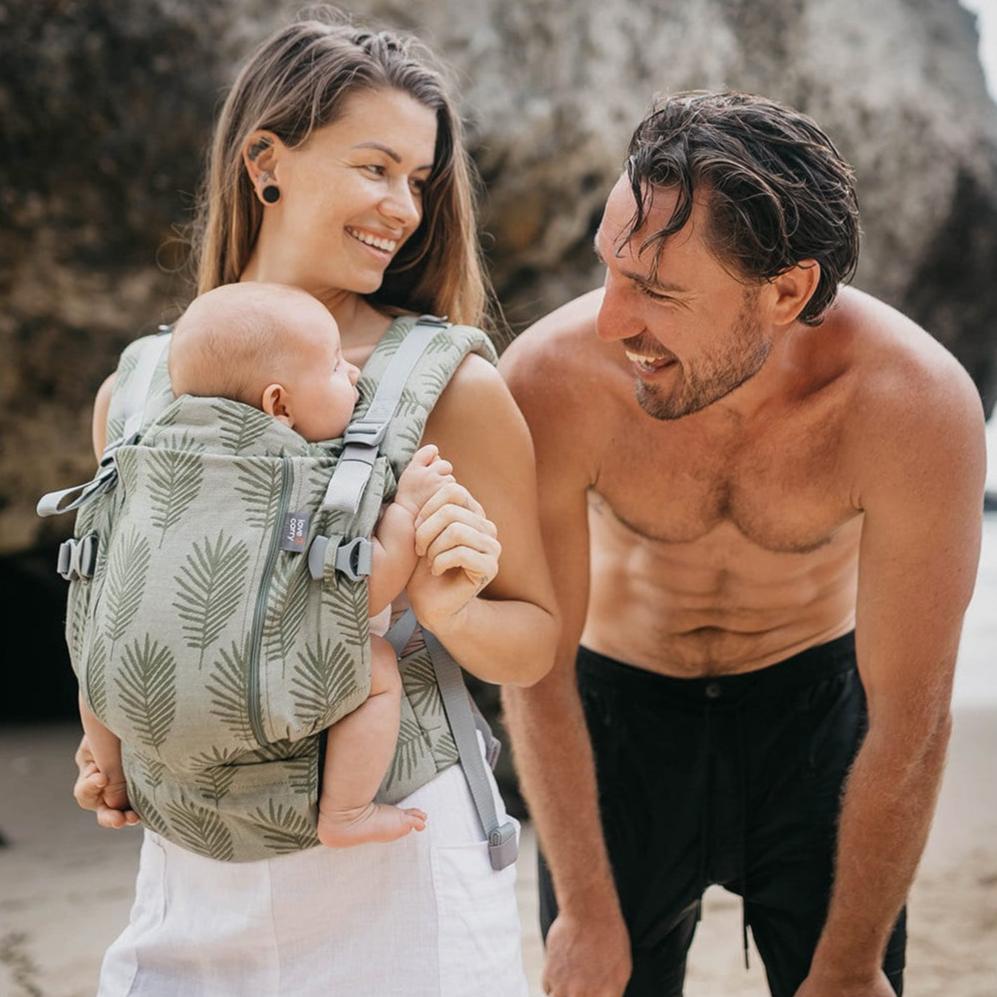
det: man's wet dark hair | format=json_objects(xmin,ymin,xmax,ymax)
[{"xmin": 624, "ymin": 91, "xmax": 860, "ymax": 325}]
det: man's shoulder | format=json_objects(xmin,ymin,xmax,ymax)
[
  {"xmin": 501, "ymin": 288, "xmax": 604, "ymax": 386},
  {"xmin": 829, "ymin": 288, "xmax": 984, "ymax": 493},
  {"xmin": 831, "ymin": 287, "xmax": 979, "ymax": 424}
]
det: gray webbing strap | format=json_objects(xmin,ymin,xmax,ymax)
[
  {"xmin": 37, "ymin": 333, "xmax": 172, "ymax": 519},
  {"xmin": 321, "ymin": 316, "xmax": 448, "ymax": 515},
  {"xmin": 424, "ymin": 628, "xmax": 519, "ymax": 870},
  {"xmin": 385, "ymin": 608, "xmax": 420, "ymax": 657},
  {"xmin": 119, "ymin": 332, "xmax": 172, "ymax": 445}
]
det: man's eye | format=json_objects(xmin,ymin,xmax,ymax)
[{"xmin": 641, "ymin": 287, "xmax": 673, "ymax": 302}]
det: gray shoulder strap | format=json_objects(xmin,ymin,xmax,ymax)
[
  {"xmin": 384, "ymin": 610, "xmax": 516, "ymax": 869},
  {"xmin": 321, "ymin": 316, "xmax": 447, "ymax": 515},
  {"xmin": 118, "ymin": 332, "xmax": 172, "ymax": 446},
  {"xmin": 36, "ymin": 334, "xmax": 171, "ymax": 518}
]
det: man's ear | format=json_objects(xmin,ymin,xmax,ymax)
[
  {"xmin": 767, "ymin": 260, "xmax": 822, "ymax": 328},
  {"xmin": 261, "ymin": 383, "xmax": 294, "ymax": 428},
  {"xmin": 242, "ymin": 131, "xmax": 283, "ymax": 198}
]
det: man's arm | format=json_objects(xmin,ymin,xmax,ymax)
[
  {"xmin": 500, "ymin": 327, "xmax": 632, "ymax": 997},
  {"xmin": 801, "ymin": 360, "xmax": 986, "ymax": 995}
]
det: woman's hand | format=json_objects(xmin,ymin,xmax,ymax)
[
  {"xmin": 407, "ymin": 480, "xmax": 501, "ymax": 636},
  {"xmin": 73, "ymin": 736, "xmax": 140, "ymax": 829}
]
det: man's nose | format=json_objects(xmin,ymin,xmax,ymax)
[{"xmin": 595, "ymin": 288, "xmax": 643, "ymax": 343}]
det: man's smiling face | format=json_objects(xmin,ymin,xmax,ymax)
[{"xmin": 594, "ymin": 174, "xmax": 772, "ymax": 421}]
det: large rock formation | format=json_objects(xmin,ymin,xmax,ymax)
[{"xmin": 2, "ymin": 0, "xmax": 995, "ymax": 726}]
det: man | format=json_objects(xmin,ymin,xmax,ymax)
[{"xmin": 501, "ymin": 92, "xmax": 986, "ymax": 997}]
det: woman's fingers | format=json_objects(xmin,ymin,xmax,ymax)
[
  {"xmin": 415, "ymin": 504, "xmax": 497, "ymax": 557},
  {"xmin": 424, "ymin": 520, "xmax": 501, "ymax": 566},
  {"xmin": 414, "ymin": 481, "xmax": 485, "ymax": 529},
  {"xmin": 430, "ymin": 545, "xmax": 498, "ymax": 581},
  {"xmin": 74, "ymin": 768, "xmax": 106, "ymax": 811}
]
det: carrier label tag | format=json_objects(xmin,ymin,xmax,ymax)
[{"xmin": 280, "ymin": 511, "xmax": 311, "ymax": 552}]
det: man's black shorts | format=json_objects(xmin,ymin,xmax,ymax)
[{"xmin": 538, "ymin": 632, "xmax": 906, "ymax": 997}]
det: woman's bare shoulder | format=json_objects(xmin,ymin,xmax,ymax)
[{"xmin": 91, "ymin": 371, "xmax": 118, "ymax": 459}]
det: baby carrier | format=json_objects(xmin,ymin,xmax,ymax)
[{"xmin": 38, "ymin": 314, "xmax": 518, "ymax": 866}]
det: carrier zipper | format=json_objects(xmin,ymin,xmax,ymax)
[{"xmin": 247, "ymin": 457, "xmax": 293, "ymax": 745}]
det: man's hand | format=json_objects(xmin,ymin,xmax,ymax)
[
  {"xmin": 794, "ymin": 967, "xmax": 896, "ymax": 997},
  {"xmin": 542, "ymin": 908, "xmax": 632, "ymax": 997},
  {"xmin": 73, "ymin": 736, "xmax": 140, "ymax": 829}
]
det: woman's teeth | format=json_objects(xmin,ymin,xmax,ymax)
[{"xmin": 346, "ymin": 227, "xmax": 398, "ymax": 253}]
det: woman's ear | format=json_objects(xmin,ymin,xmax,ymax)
[
  {"xmin": 261, "ymin": 383, "xmax": 294, "ymax": 428},
  {"xmin": 242, "ymin": 131, "xmax": 283, "ymax": 202}
]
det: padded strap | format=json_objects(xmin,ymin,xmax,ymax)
[
  {"xmin": 321, "ymin": 316, "xmax": 447, "ymax": 515},
  {"xmin": 119, "ymin": 333, "xmax": 172, "ymax": 445},
  {"xmin": 424, "ymin": 628, "xmax": 519, "ymax": 870}
]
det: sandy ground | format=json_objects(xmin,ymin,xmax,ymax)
[{"xmin": 0, "ymin": 707, "xmax": 994, "ymax": 997}]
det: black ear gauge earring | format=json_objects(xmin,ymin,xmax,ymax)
[{"xmin": 260, "ymin": 173, "xmax": 281, "ymax": 204}]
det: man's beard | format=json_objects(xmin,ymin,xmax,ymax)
[{"xmin": 634, "ymin": 293, "xmax": 770, "ymax": 421}]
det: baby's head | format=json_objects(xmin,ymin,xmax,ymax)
[{"xmin": 169, "ymin": 283, "xmax": 360, "ymax": 441}]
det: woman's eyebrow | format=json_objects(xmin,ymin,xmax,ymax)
[{"xmin": 351, "ymin": 141, "xmax": 433, "ymax": 171}]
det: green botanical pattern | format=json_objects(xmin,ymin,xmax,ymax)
[
  {"xmin": 147, "ymin": 433, "xmax": 205, "ymax": 547},
  {"xmin": 102, "ymin": 528, "xmax": 151, "ymax": 650},
  {"xmin": 134, "ymin": 751, "xmax": 166, "ymax": 795},
  {"xmin": 129, "ymin": 783, "xmax": 170, "ymax": 837},
  {"xmin": 87, "ymin": 633, "xmax": 108, "ymax": 721},
  {"xmin": 173, "ymin": 533, "xmax": 249, "ymax": 669},
  {"xmin": 323, "ymin": 578, "xmax": 368, "ymax": 650},
  {"xmin": 190, "ymin": 746, "xmax": 242, "ymax": 806},
  {"xmin": 211, "ymin": 401, "xmax": 273, "ymax": 455},
  {"xmin": 205, "ymin": 638, "xmax": 255, "ymax": 745},
  {"xmin": 432, "ymin": 731, "xmax": 460, "ymax": 769},
  {"xmin": 114, "ymin": 447, "xmax": 140, "ymax": 495},
  {"xmin": 264, "ymin": 555, "xmax": 311, "ymax": 675},
  {"xmin": 234, "ymin": 458, "xmax": 284, "ymax": 531},
  {"xmin": 289, "ymin": 635, "xmax": 358, "ymax": 732},
  {"xmin": 401, "ymin": 653, "xmax": 445, "ymax": 719},
  {"xmin": 165, "ymin": 796, "xmax": 235, "ymax": 861},
  {"xmin": 247, "ymin": 801, "xmax": 317, "ymax": 854},
  {"xmin": 384, "ymin": 716, "xmax": 426, "ymax": 790},
  {"xmin": 114, "ymin": 635, "xmax": 176, "ymax": 754}
]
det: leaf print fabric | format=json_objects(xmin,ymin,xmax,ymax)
[{"xmin": 62, "ymin": 319, "xmax": 497, "ymax": 860}]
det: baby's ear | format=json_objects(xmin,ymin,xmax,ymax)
[{"xmin": 261, "ymin": 383, "xmax": 294, "ymax": 427}]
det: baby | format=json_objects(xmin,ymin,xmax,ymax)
[{"xmin": 81, "ymin": 281, "xmax": 453, "ymax": 847}]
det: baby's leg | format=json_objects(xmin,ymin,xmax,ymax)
[{"xmin": 316, "ymin": 635, "xmax": 427, "ymax": 847}]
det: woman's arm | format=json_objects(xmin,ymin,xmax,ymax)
[
  {"xmin": 73, "ymin": 371, "xmax": 141, "ymax": 827},
  {"xmin": 411, "ymin": 354, "xmax": 559, "ymax": 686}
]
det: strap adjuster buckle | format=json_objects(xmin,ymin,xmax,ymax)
[
  {"xmin": 487, "ymin": 820, "xmax": 519, "ymax": 870},
  {"xmin": 307, "ymin": 535, "xmax": 373, "ymax": 582},
  {"xmin": 57, "ymin": 533, "xmax": 99, "ymax": 581},
  {"xmin": 342, "ymin": 420, "xmax": 388, "ymax": 448}
]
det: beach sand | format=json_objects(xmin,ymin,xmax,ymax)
[{"xmin": 1, "ymin": 706, "xmax": 995, "ymax": 997}]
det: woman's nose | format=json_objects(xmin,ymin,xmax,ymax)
[{"xmin": 381, "ymin": 178, "xmax": 421, "ymax": 229}]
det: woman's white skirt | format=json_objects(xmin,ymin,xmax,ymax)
[{"xmin": 98, "ymin": 744, "xmax": 527, "ymax": 996}]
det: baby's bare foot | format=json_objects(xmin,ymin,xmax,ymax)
[{"xmin": 317, "ymin": 803, "xmax": 427, "ymax": 848}]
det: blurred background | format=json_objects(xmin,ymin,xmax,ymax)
[{"xmin": 1, "ymin": 1, "xmax": 996, "ymax": 994}]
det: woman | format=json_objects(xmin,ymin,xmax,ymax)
[{"xmin": 72, "ymin": 11, "xmax": 558, "ymax": 995}]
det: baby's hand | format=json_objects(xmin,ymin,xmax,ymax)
[{"xmin": 394, "ymin": 445, "xmax": 454, "ymax": 517}]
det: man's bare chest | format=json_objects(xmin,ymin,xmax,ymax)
[{"xmin": 595, "ymin": 407, "xmax": 856, "ymax": 554}]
